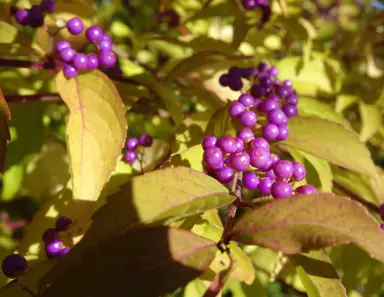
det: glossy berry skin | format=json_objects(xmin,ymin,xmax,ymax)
[
  {"xmin": 215, "ymin": 167, "xmax": 234, "ymax": 184},
  {"xmin": 292, "ymin": 162, "xmax": 306, "ymax": 181},
  {"xmin": 202, "ymin": 136, "xmax": 217, "ymax": 150},
  {"xmin": 66, "ymin": 17, "xmax": 84, "ymax": 35},
  {"xmin": 86, "ymin": 26, "xmax": 103, "ymax": 42},
  {"xmin": 45, "ymin": 239, "xmax": 64, "ymax": 259},
  {"xmin": 236, "ymin": 128, "xmax": 254, "ymax": 143},
  {"xmin": 380, "ymin": 204, "xmax": 384, "ymax": 221},
  {"xmin": 252, "ymin": 137, "xmax": 269, "ymax": 151},
  {"xmin": 283, "ymin": 104, "xmax": 298, "ymax": 118},
  {"xmin": 238, "ymin": 94, "xmax": 254, "ymax": 107},
  {"xmin": 261, "ymin": 98, "xmax": 280, "ymax": 112},
  {"xmin": 56, "ymin": 216, "xmax": 73, "ymax": 232},
  {"xmin": 203, "ymin": 147, "xmax": 223, "ymax": 170},
  {"xmin": 56, "ymin": 40, "xmax": 71, "ymax": 52},
  {"xmin": 72, "ymin": 53, "xmax": 88, "ymax": 70},
  {"xmin": 287, "ymin": 96, "xmax": 298, "ymax": 105},
  {"xmin": 276, "ymin": 126, "xmax": 289, "ymax": 141},
  {"xmin": 99, "ymin": 51, "xmax": 116, "ymax": 68},
  {"xmin": 15, "ymin": 9, "xmax": 29, "ymax": 26},
  {"xmin": 273, "ymin": 160, "xmax": 293, "ymax": 179},
  {"xmin": 268, "ymin": 66, "xmax": 278, "ymax": 77},
  {"xmin": 138, "ymin": 134, "xmax": 153, "ymax": 147},
  {"xmin": 259, "ymin": 157, "xmax": 273, "ymax": 171},
  {"xmin": 234, "ymin": 138, "xmax": 244, "ymax": 152},
  {"xmin": 217, "ymin": 136, "xmax": 237, "ymax": 154},
  {"xmin": 42, "ymin": 228, "xmax": 58, "ymax": 244},
  {"xmin": 263, "ymin": 123, "xmax": 279, "ymax": 141},
  {"xmin": 63, "ymin": 64, "xmax": 77, "ymax": 79},
  {"xmin": 271, "ymin": 181, "xmax": 293, "ymax": 199},
  {"xmin": 266, "ymin": 169, "xmax": 276, "ymax": 180},
  {"xmin": 41, "ymin": 0, "xmax": 56, "ymax": 13},
  {"xmin": 2, "ymin": 254, "xmax": 28, "ymax": 279},
  {"xmin": 260, "ymin": 76, "xmax": 273, "ymax": 88},
  {"xmin": 87, "ymin": 54, "xmax": 99, "ymax": 69},
  {"xmin": 249, "ymin": 148, "xmax": 270, "ymax": 169},
  {"xmin": 99, "ymin": 40, "xmax": 112, "ymax": 52},
  {"xmin": 230, "ymin": 152, "xmax": 250, "ymax": 171},
  {"xmin": 60, "ymin": 47, "xmax": 75, "ymax": 62},
  {"xmin": 295, "ymin": 184, "xmax": 318, "ymax": 195},
  {"xmin": 276, "ymin": 86, "xmax": 289, "ymax": 98},
  {"xmin": 101, "ymin": 33, "xmax": 112, "ymax": 42},
  {"xmin": 267, "ymin": 109, "xmax": 288, "ymax": 126},
  {"xmin": 219, "ymin": 74, "xmax": 230, "ymax": 86},
  {"xmin": 242, "ymin": 172, "xmax": 259, "ymax": 190},
  {"xmin": 258, "ymin": 178, "xmax": 273, "ymax": 195},
  {"xmin": 126, "ymin": 138, "xmax": 139, "ymax": 150},
  {"xmin": 229, "ymin": 102, "xmax": 245, "ymax": 118},
  {"xmin": 124, "ymin": 150, "xmax": 137, "ymax": 163},
  {"xmin": 239, "ymin": 111, "xmax": 257, "ymax": 127},
  {"xmin": 242, "ymin": 0, "xmax": 257, "ymax": 9}
]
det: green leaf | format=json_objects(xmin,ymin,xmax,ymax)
[
  {"xmin": 229, "ymin": 193, "xmax": 384, "ymax": 263},
  {"xmin": 289, "ymin": 250, "xmax": 347, "ymax": 297},
  {"xmin": 0, "ymin": 89, "xmax": 10, "ymax": 173},
  {"xmin": 167, "ymin": 145, "xmax": 204, "ymax": 172},
  {"xmin": 206, "ymin": 106, "xmax": 233, "ymax": 138},
  {"xmin": 358, "ymin": 102, "xmax": 382, "ymax": 142},
  {"xmin": 335, "ymin": 95, "xmax": 359, "ymax": 113},
  {"xmin": 40, "ymin": 226, "xmax": 216, "ymax": 297},
  {"xmin": 55, "ymin": 70, "xmax": 127, "ymax": 201},
  {"xmin": 281, "ymin": 116, "xmax": 377, "ymax": 177}
]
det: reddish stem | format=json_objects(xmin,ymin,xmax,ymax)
[{"xmin": 0, "ymin": 58, "xmax": 61, "ymax": 70}]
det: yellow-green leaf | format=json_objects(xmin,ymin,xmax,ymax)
[{"xmin": 358, "ymin": 102, "xmax": 382, "ymax": 142}]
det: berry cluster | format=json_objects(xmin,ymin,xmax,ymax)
[
  {"xmin": 14, "ymin": 0, "xmax": 55, "ymax": 28},
  {"xmin": 123, "ymin": 134, "xmax": 153, "ymax": 164},
  {"xmin": 56, "ymin": 20, "xmax": 116, "ymax": 79},
  {"xmin": 203, "ymin": 62, "xmax": 317, "ymax": 199},
  {"xmin": 241, "ymin": 0, "xmax": 271, "ymax": 25},
  {"xmin": 1, "ymin": 216, "xmax": 73, "ymax": 279},
  {"xmin": 156, "ymin": 9, "xmax": 180, "ymax": 28}
]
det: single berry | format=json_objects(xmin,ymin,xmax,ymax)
[
  {"xmin": 101, "ymin": 33, "xmax": 112, "ymax": 42},
  {"xmin": 252, "ymin": 137, "xmax": 269, "ymax": 151},
  {"xmin": 217, "ymin": 136, "xmax": 237, "ymax": 153},
  {"xmin": 237, "ymin": 128, "xmax": 254, "ymax": 142},
  {"xmin": 86, "ymin": 25, "xmax": 103, "ymax": 42},
  {"xmin": 42, "ymin": 228, "xmax": 58, "ymax": 244},
  {"xmin": 292, "ymin": 162, "xmax": 306, "ymax": 181},
  {"xmin": 99, "ymin": 51, "xmax": 116, "ymax": 68},
  {"xmin": 87, "ymin": 53, "xmax": 99, "ymax": 69},
  {"xmin": 282, "ymin": 104, "xmax": 298, "ymax": 118},
  {"xmin": 228, "ymin": 76, "xmax": 243, "ymax": 91},
  {"xmin": 261, "ymin": 98, "xmax": 280, "ymax": 112},
  {"xmin": 268, "ymin": 66, "xmax": 278, "ymax": 77},
  {"xmin": 126, "ymin": 138, "xmax": 139, "ymax": 150},
  {"xmin": 63, "ymin": 64, "xmax": 77, "ymax": 79},
  {"xmin": 230, "ymin": 152, "xmax": 250, "ymax": 171},
  {"xmin": 60, "ymin": 47, "xmax": 75, "ymax": 62},
  {"xmin": 266, "ymin": 169, "xmax": 276, "ymax": 180},
  {"xmin": 260, "ymin": 76, "xmax": 273, "ymax": 88},
  {"xmin": 72, "ymin": 53, "xmax": 88, "ymax": 70},
  {"xmin": 56, "ymin": 216, "xmax": 73, "ymax": 232},
  {"xmin": 271, "ymin": 181, "xmax": 293, "ymax": 199},
  {"xmin": 258, "ymin": 178, "xmax": 273, "ymax": 195},
  {"xmin": 238, "ymin": 94, "xmax": 254, "ymax": 107},
  {"xmin": 215, "ymin": 167, "xmax": 234, "ymax": 184},
  {"xmin": 2, "ymin": 254, "xmax": 28, "ymax": 279},
  {"xmin": 276, "ymin": 126, "xmax": 289, "ymax": 141},
  {"xmin": 267, "ymin": 109, "xmax": 288, "ymax": 126},
  {"xmin": 45, "ymin": 239, "xmax": 64, "ymax": 259},
  {"xmin": 15, "ymin": 9, "xmax": 29, "ymax": 26},
  {"xmin": 239, "ymin": 110, "xmax": 257, "ymax": 127},
  {"xmin": 124, "ymin": 150, "xmax": 137, "ymax": 163},
  {"xmin": 203, "ymin": 147, "xmax": 224, "ymax": 170},
  {"xmin": 242, "ymin": 0, "xmax": 257, "ymax": 9},
  {"xmin": 228, "ymin": 67, "xmax": 241, "ymax": 77},
  {"xmin": 138, "ymin": 134, "xmax": 153, "ymax": 147},
  {"xmin": 295, "ymin": 184, "xmax": 318, "ymax": 195},
  {"xmin": 276, "ymin": 86, "xmax": 289, "ymax": 98},
  {"xmin": 270, "ymin": 153, "xmax": 280, "ymax": 164},
  {"xmin": 273, "ymin": 160, "xmax": 293, "ymax": 178},
  {"xmin": 242, "ymin": 172, "xmax": 259, "ymax": 190},
  {"xmin": 380, "ymin": 204, "xmax": 384, "ymax": 221},
  {"xmin": 262, "ymin": 123, "xmax": 279, "ymax": 141},
  {"xmin": 66, "ymin": 17, "xmax": 84, "ymax": 35},
  {"xmin": 283, "ymin": 80, "xmax": 292, "ymax": 87},
  {"xmin": 229, "ymin": 102, "xmax": 245, "ymax": 118},
  {"xmin": 258, "ymin": 62, "xmax": 268, "ymax": 72},
  {"xmin": 287, "ymin": 95, "xmax": 298, "ymax": 105},
  {"xmin": 29, "ymin": 5, "xmax": 44, "ymax": 28},
  {"xmin": 202, "ymin": 136, "xmax": 217, "ymax": 149},
  {"xmin": 249, "ymin": 148, "xmax": 270, "ymax": 169},
  {"xmin": 259, "ymin": 157, "xmax": 274, "ymax": 171},
  {"xmin": 250, "ymin": 85, "xmax": 266, "ymax": 98},
  {"xmin": 40, "ymin": 0, "xmax": 56, "ymax": 13},
  {"xmin": 219, "ymin": 74, "xmax": 230, "ymax": 86},
  {"xmin": 98, "ymin": 40, "xmax": 112, "ymax": 51},
  {"xmin": 56, "ymin": 40, "xmax": 71, "ymax": 52},
  {"xmin": 234, "ymin": 138, "xmax": 244, "ymax": 152}
]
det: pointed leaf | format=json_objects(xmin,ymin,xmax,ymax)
[
  {"xmin": 55, "ymin": 70, "xmax": 127, "ymax": 201},
  {"xmin": 281, "ymin": 116, "xmax": 377, "ymax": 177},
  {"xmin": 0, "ymin": 89, "xmax": 10, "ymax": 173},
  {"xmin": 229, "ymin": 193, "xmax": 384, "ymax": 263},
  {"xmin": 358, "ymin": 102, "xmax": 382, "ymax": 142}
]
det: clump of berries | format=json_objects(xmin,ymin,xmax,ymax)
[
  {"xmin": 203, "ymin": 62, "xmax": 317, "ymax": 199},
  {"xmin": 123, "ymin": 134, "xmax": 153, "ymax": 164},
  {"xmin": 56, "ymin": 19, "xmax": 116, "ymax": 79},
  {"xmin": 241, "ymin": 0, "xmax": 271, "ymax": 26},
  {"xmin": 14, "ymin": 0, "xmax": 55, "ymax": 28},
  {"xmin": 1, "ymin": 215, "xmax": 73, "ymax": 279}
]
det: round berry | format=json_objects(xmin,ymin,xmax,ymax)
[
  {"xmin": 268, "ymin": 66, "xmax": 278, "ymax": 77},
  {"xmin": 271, "ymin": 181, "xmax": 293, "ymax": 199},
  {"xmin": 72, "ymin": 53, "xmax": 88, "ymax": 70},
  {"xmin": 259, "ymin": 157, "xmax": 274, "ymax": 171},
  {"xmin": 238, "ymin": 94, "xmax": 254, "ymax": 107},
  {"xmin": 250, "ymin": 85, "xmax": 266, "ymax": 98},
  {"xmin": 270, "ymin": 153, "xmax": 280, "ymax": 165},
  {"xmin": 203, "ymin": 147, "xmax": 224, "ymax": 170},
  {"xmin": 98, "ymin": 40, "xmax": 112, "ymax": 52},
  {"xmin": 252, "ymin": 137, "xmax": 269, "ymax": 151},
  {"xmin": 86, "ymin": 25, "xmax": 103, "ymax": 42},
  {"xmin": 262, "ymin": 123, "xmax": 279, "ymax": 141},
  {"xmin": 228, "ymin": 77, "xmax": 243, "ymax": 91},
  {"xmin": 29, "ymin": 5, "xmax": 44, "ymax": 28},
  {"xmin": 124, "ymin": 150, "xmax": 137, "ymax": 163},
  {"xmin": 101, "ymin": 33, "xmax": 112, "ymax": 42},
  {"xmin": 258, "ymin": 178, "xmax": 273, "ymax": 195},
  {"xmin": 229, "ymin": 102, "xmax": 245, "ymax": 118},
  {"xmin": 58, "ymin": 247, "xmax": 71, "ymax": 256},
  {"xmin": 249, "ymin": 148, "xmax": 270, "ymax": 169},
  {"xmin": 15, "ymin": 9, "xmax": 29, "ymax": 26},
  {"xmin": 242, "ymin": 0, "xmax": 257, "ymax": 9},
  {"xmin": 219, "ymin": 74, "xmax": 230, "ymax": 86},
  {"xmin": 276, "ymin": 126, "xmax": 289, "ymax": 141},
  {"xmin": 236, "ymin": 128, "xmax": 254, "ymax": 142},
  {"xmin": 41, "ymin": 0, "xmax": 56, "ymax": 13},
  {"xmin": 228, "ymin": 67, "xmax": 242, "ymax": 77},
  {"xmin": 380, "ymin": 204, "xmax": 384, "ymax": 221},
  {"xmin": 292, "ymin": 162, "xmax": 306, "ymax": 181},
  {"xmin": 295, "ymin": 184, "xmax": 318, "ymax": 195},
  {"xmin": 45, "ymin": 239, "xmax": 64, "ymax": 259},
  {"xmin": 215, "ymin": 167, "xmax": 234, "ymax": 184},
  {"xmin": 66, "ymin": 17, "xmax": 84, "ymax": 35},
  {"xmin": 138, "ymin": 134, "xmax": 153, "ymax": 147},
  {"xmin": 217, "ymin": 136, "xmax": 237, "ymax": 153},
  {"xmin": 267, "ymin": 109, "xmax": 288, "ymax": 126},
  {"xmin": 56, "ymin": 40, "xmax": 71, "ymax": 52},
  {"xmin": 230, "ymin": 152, "xmax": 250, "ymax": 171},
  {"xmin": 202, "ymin": 136, "xmax": 217, "ymax": 149},
  {"xmin": 287, "ymin": 95, "xmax": 298, "ymax": 105},
  {"xmin": 239, "ymin": 110, "xmax": 257, "ymax": 127},
  {"xmin": 273, "ymin": 160, "xmax": 293, "ymax": 179},
  {"xmin": 60, "ymin": 47, "xmax": 75, "ymax": 62},
  {"xmin": 63, "ymin": 64, "xmax": 77, "ymax": 79},
  {"xmin": 276, "ymin": 86, "xmax": 289, "ymax": 98},
  {"xmin": 126, "ymin": 138, "xmax": 139, "ymax": 150},
  {"xmin": 2, "ymin": 254, "xmax": 28, "ymax": 279},
  {"xmin": 266, "ymin": 169, "xmax": 276, "ymax": 180},
  {"xmin": 42, "ymin": 228, "xmax": 58, "ymax": 244},
  {"xmin": 260, "ymin": 76, "xmax": 273, "ymax": 88},
  {"xmin": 234, "ymin": 137, "xmax": 244, "ymax": 152},
  {"xmin": 283, "ymin": 104, "xmax": 298, "ymax": 118},
  {"xmin": 242, "ymin": 172, "xmax": 259, "ymax": 190},
  {"xmin": 261, "ymin": 99, "xmax": 280, "ymax": 112},
  {"xmin": 87, "ymin": 53, "xmax": 99, "ymax": 69},
  {"xmin": 56, "ymin": 216, "xmax": 73, "ymax": 232},
  {"xmin": 283, "ymin": 80, "xmax": 292, "ymax": 87},
  {"xmin": 99, "ymin": 51, "xmax": 116, "ymax": 68},
  {"xmin": 258, "ymin": 62, "xmax": 268, "ymax": 72}
]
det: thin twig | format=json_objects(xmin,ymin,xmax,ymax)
[
  {"xmin": 0, "ymin": 58, "xmax": 60, "ymax": 70},
  {"xmin": 5, "ymin": 93, "xmax": 61, "ymax": 103}
]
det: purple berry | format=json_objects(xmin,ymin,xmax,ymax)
[
  {"xmin": 287, "ymin": 96, "xmax": 298, "ymax": 105},
  {"xmin": 273, "ymin": 160, "xmax": 293, "ymax": 178},
  {"xmin": 267, "ymin": 109, "xmax": 288, "ymax": 126},
  {"xmin": 101, "ymin": 33, "xmax": 112, "ymax": 42},
  {"xmin": 292, "ymin": 162, "xmax": 306, "ymax": 181},
  {"xmin": 234, "ymin": 138, "xmax": 244, "ymax": 152},
  {"xmin": 66, "ymin": 17, "xmax": 84, "ymax": 35},
  {"xmin": 98, "ymin": 40, "xmax": 112, "ymax": 51},
  {"xmin": 28, "ymin": 5, "xmax": 44, "ymax": 28},
  {"xmin": 40, "ymin": 0, "xmax": 56, "ymax": 13},
  {"xmin": 202, "ymin": 136, "xmax": 217, "ymax": 149},
  {"xmin": 63, "ymin": 64, "xmax": 77, "ymax": 79},
  {"xmin": 239, "ymin": 111, "xmax": 257, "ymax": 127},
  {"xmin": 60, "ymin": 47, "xmax": 75, "ymax": 62},
  {"xmin": 203, "ymin": 147, "xmax": 224, "ymax": 169},
  {"xmin": 238, "ymin": 94, "xmax": 254, "ymax": 107},
  {"xmin": 270, "ymin": 153, "xmax": 280, "ymax": 164},
  {"xmin": 259, "ymin": 157, "xmax": 274, "ymax": 171},
  {"xmin": 138, "ymin": 134, "xmax": 153, "ymax": 147},
  {"xmin": 266, "ymin": 169, "xmax": 276, "ymax": 180},
  {"xmin": 15, "ymin": 9, "xmax": 29, "ymax": 25},
  {"xmin": 263, "ymin": 123, "xmax": 279, "ymax": 141},
  {"xmin": 236, "ymin": 128, "xmax": 254, "ymax": 142},
  {"xmin": 260, "ymin": 76, "xmax": 273, "ymax": 88},
  {"xmin": 261, "ymin": 98, "xmax": 280, "ymax": 112},
  {"xmin": 295, "ymin": 184, "xmax": 318, "ymax": 195},
  {"xmin": 87, "ymin": 53, "xmax": 99, "ymax": 69},
  {"xmin": 229, "ymin": 67, "xmax": 241, "ymax": 77},
  {"xmin": 42, "ymin": 228, "xmax": 58, "ymax": 244},
  {"xmin": 126, "ymin": 138, "xmax": 139, "ymax": 150},
  {"xmin": 276, "ymin": 126, "xmax": 289, "ymax": 141},
  {"xmin": 56, "ymin": 216, "xmax": 73, "ymax": 232},
  {"xmin": 249, "ymin": 148, "xmax": 270, "ymax": 169},
  {"xmin": 258, "ymin": 62, "xmax": 268, "ymax": 72},
  {"xmin": 242, "ymin": 0, "xmax": 257, "ymax": 9},
  {"xmin": 258, "ymin": 178, "xmax": 273, "ymax": 195},
  {"xmin": 99, "ymin": 51, "xmax": 116, "ymax": 68},
  {"xmin": 56, "ymin": 40, "xmax": 71, "ymax": 52},
  {"xmin": 283, "ymin": 80, "xmax": 292, "ymax": 87},
  {"xmin": 229, "ymin": 102, "xmax": 245, "ymax": 118},
  {"xmin": 219, "ymin": 74, "xmax": 230, "ymax": 86},
  {"xmin": 380, "ymin": 204, "xmax": 384, "ymax": 221},
  {"xmin": 228, "ymin": 77, "xmax": 243, "ymax": 91},
  {"xmin": 58, "ymin": 247, "xmax": 71, "ymax": 256},
  {"xmin": 252, "ymin": 137, "xmax": 270, "ymax": 151},
  {"xmin": 267, "ymin": 66, "xmax": 278, "ymax": 77},
  {"xmin": 215, "ymin": 167, "xmax": 234, "ymax": 184},
  {"xmin": 45, "ymin": 239, "xmax": 63, "ymax": 259},
  {"xmin": 124, "ymin": 150, "xmax": 137, "ymax": 163},
  {"xmin": 230, "ymin": 152, "xmax": 250, "ymax": 171},
  {"xmin": 217, "ymin": 136, "xmax": 237, "ymax": 153},
  {"xmin": 2, "ymin": 254, "xmax": 28, "ymax": 279},
  {"xmin": 72, "ymin": 53, "xmax": 88, "ymax": 70},
  {"xmin": 276, "ymin": 86, "xmax": 289, "ymax": 98},
  {"xmin": 283, "ymin": 104, "xmax": 298, "ymax": 118},
  {"xmin": 271, "ymin": 181, "xmax": 293, "ymax": 199},
  {"xmin": 381, "ymin": 224, "xmax": 384, "ymax": 231},
  {"xmin": 242, "ymin": 172, "xmax": 259, "ymax": 190},
  {"xmin": 250, "ymin": 85, "xmax": 266, "ymax": 98},
  {"xmin": 86, "ymin": 25, "xmax": 103, "ymax": 42}
]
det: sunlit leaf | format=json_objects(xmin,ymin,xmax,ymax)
[{"xmin": 358, "ymin": 102, "xmax": 382, "ymax": 142}]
